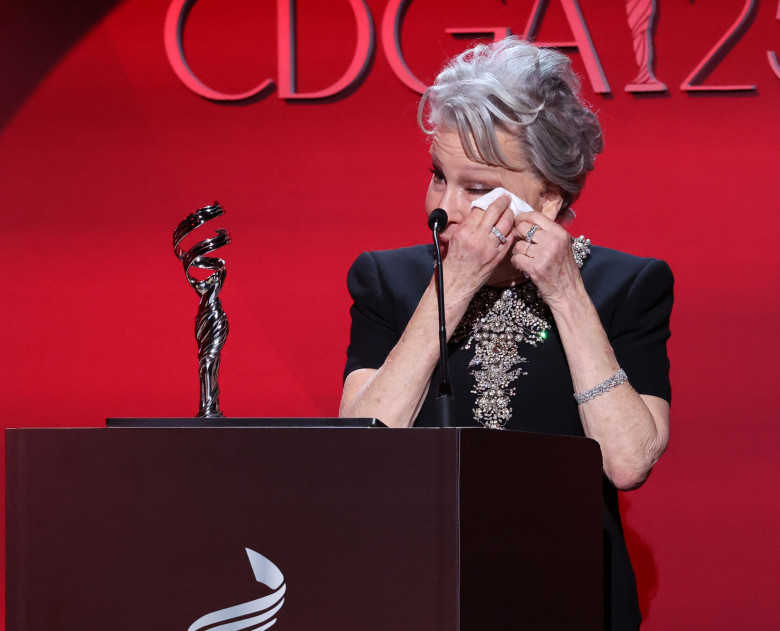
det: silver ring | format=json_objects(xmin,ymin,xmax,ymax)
[
  {"xmin": 524, "ymin": 242, "xmax": 533, "ymax": 256},
  {"xmin": 491, "ymin": 226, "xmax": 507, "ymax": 244},
  {"xmin": 525, "ymin": 225, "xmax": 540, "ymax": 243}
]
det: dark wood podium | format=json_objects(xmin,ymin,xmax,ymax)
[{"xmin": 6, "ymin": 424, "xmax": 603, "ymax": 630}]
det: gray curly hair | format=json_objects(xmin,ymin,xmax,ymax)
[{"xmin": 418, "ymin": 37, "xmax": 603, "ymax": 215}]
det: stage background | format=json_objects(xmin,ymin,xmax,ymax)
[{"xmin": 2, "ymin": 0, "xmax": 779, "ymax": 628}]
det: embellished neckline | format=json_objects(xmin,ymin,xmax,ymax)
[{"xmin": 452, "ymin": 283, "xmax": 552, "ymax": 429}]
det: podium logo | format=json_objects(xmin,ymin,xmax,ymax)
[{"xmin": 188, "ymin": 549, "xmax": 286, "ymax": 631}]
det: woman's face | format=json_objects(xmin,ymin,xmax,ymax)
[{"xmin": 425, "ymin": 128, "xmax": 561, "ymax": 242}]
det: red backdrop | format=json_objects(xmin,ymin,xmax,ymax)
[{"xmin": 3, "ymin": 0, "xmax": 779, "ymax": 628}]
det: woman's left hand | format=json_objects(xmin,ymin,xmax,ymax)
[
  {"xmin": 510, "ymin": 211, "xmax": 584, "ymax": 308},
  {"xmin": 511, "ymin": 210, "xmax": 669, "ymax": 490}
]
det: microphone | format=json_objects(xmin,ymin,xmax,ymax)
[
  {"xmin": 428, "ymin": 208, "xmax": 453, "ymax": 428},
  {"xmin": 428, "ymin": 207, "xmax": 448, "ymax": 232}
]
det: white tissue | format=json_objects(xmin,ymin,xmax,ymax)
[{"xmin": 470, "ymin": 187, "xmax": 535, "ymax": 216}]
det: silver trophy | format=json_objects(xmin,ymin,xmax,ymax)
[{"xmin": 173, "ymin": 202, "xmax": 231, "ymax": 418}]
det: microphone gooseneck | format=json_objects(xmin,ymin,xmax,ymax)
[{"xmin": 428, "ymin": 208, "xmax": 453, "ymax": 428}]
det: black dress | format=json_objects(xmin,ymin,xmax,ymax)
[{"xmin": 344, "ymin": 244, "xmax": 674, "ymax": 630}]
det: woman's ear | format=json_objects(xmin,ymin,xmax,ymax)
[{"xmin": 539, "ymin": 186, "xmax": 563, "ymax": 222}]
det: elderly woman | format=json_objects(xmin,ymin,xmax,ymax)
[{"xmin": 340, "ymin": 37, "xmax": 672, "ymax": 629}]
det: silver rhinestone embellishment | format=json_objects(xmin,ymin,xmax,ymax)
[{"xmin": 453, "ymin": 284, "xmax": 551, "ymax": 430}]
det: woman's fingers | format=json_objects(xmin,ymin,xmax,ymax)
[
  {"xmin": 488, "ymin": 209, "xmax": 516, "ymax": 248},
  {"xmin": 476, "ymin": 193, "xmax": 511, "ymax": 224},
  {"xmin": 512, "ymin": 225, "xmax": 569, "ymax": 265},
  {"xmin": 514, "ymin": 209, "xmax": 558, "ymax": 230},
  {"xmin": 454, "ymin": 194, "xmax": 514, "ymax": 249},
  {"xmin": 442, "ymin": 196, "xmax": 517, "ymax": 293},
  {"xmin": 514, "ymin": 210, "xmax": 557, "ymax": 238},
  {"xmin": 473, "ymin": 194, "xmax": 515, "ymax": 247},
  {"xmin": 510, "ymin": 211, "xmax": 586, "ymax": 303}
]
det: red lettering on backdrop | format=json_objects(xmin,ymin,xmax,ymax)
[
  {"xmin": 164, "ymin": 0, "xmax": 274, "ymax": 101},
  {"xmin": 770, "ymin": 51, "xmax": 780, "ymax": 80},
  {"xmin": 381, "ymin": 0, "xmax": 427, "ymax": 94},
  {"xmin": 277, "ymin": 0, "xmax": 375, "ymax": 99},
  {"xmin": 680, "ymin": 0, "xmax": 757, "ymax": 91},
  {"xmin": 769, "ymin": 1, "xmax": 780, "ymax": 80},
  {"xmin": 165, "ymin": 0, "xmax": 775, "ymax": 99},
  {"xmin": 522, "ymin": 0, "xmax": 610, "ymax": 94}
]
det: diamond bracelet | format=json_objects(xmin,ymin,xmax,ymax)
[{"xmin": 574, "ymin": 368, "xmax": 629, "ymax": 405}]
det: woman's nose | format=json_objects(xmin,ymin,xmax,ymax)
[{"xmin": 438, "ymin": 188, "xmax": 468, "ymax": 224}]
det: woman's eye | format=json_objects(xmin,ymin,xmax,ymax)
[
  {"xmin": 467, "ymin": 187, "xmax": 493, "ymax": 195},
  {"xmin": 429, "ymin": 168, "xmax": 445, "ymax": 183}
]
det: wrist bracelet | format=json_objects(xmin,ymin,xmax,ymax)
[{"xmin": 574, "ymin": 368, "xmax": 628, "ymax": 404}]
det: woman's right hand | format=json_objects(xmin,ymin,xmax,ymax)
[
  {"xmin": 339, "ymin": 195, "xmax": 516, "ymax": 427},
  {"xmin": 438, "ymin": 193, "xmax": 517, "ymax": 302}
]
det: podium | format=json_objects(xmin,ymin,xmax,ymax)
[{"xmin": 6, "ymin": 424, "xmax": 603, "ymax": 630}]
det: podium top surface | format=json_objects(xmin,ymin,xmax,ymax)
[{"xmin": 104, "ymin": 417, "xmax": 386, "ymax": 428}]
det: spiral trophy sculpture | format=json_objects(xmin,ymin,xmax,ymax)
[{"xmin": 173, "ymin": 202, "xmax": 231, "ymax": 418}]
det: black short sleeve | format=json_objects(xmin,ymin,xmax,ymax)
[
  {"xmin": 343, "ymin": 246, "xmax": 435, "ymax": 381},
  {"xmin": 343, "ymin": 251, "xmax": 399, "ymax": 380},
  {"xmin": 608, "ymin": 258, "xmax": 674, "ymax": 403}
]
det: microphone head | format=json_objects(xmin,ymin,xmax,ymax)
[{"xmin": 428, "ymin": 208, "xmax": 448, "ymax": 231}]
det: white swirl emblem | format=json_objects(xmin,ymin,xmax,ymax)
[{"xmin": 188, "ymin": 549, "xmax": 286, "ymax": 631}]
